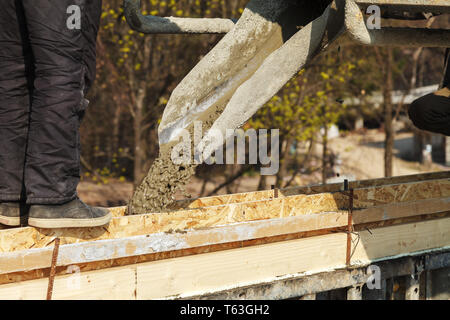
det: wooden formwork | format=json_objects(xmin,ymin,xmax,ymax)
[{"xmin": 0, "ymin": 171, "xmax": 449, "ymax": 299}]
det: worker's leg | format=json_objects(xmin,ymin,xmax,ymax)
[
  {"xmin": 409, "ymin": 49, "xmax": 450, "ymax": 137},
  {"xmin": 21, "ymin": 0, "xmax": 102, "ymax": 204},
  {"xmin": 0, "ymin": 0, "xmax": 32, "ymax": 201},
  {"xmin": 0, "ymin": 0, "xmax": 33, "ymax": 225},
  {"xmin": 408, "ymin": 93, "xmax": 450, "ymax": 136},
  {"xmin": 21, "ymin": 0, "xmax": 111, "ymax": 228}
]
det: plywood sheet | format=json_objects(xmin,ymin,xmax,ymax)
[
  {"xmin": 1, "ymin": 179, "xmax": 448, "ymax": 254},
  {"xmin": 172, "ymin": 171, "xmax": 450, "ymax": 210}
]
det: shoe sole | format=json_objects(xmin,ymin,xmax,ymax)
[
  {"xmin": 0, "ymin": 215, "xmax": 21, "ymax": 227},
  {"xmin": 28, "ymin": 212, "xmax": 112, "ymax": 229}
]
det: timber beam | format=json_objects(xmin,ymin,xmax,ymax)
[
  {"xmin": 1, "ymin": 198, "xmax": 448, "ymax": 276},
  {"xmin": 185, "ymin": 249, "xmax": 450, "ymax": 300},
  {"xmin": 0, "ymin": 219, "xmax": 448, "ymax": 299}
]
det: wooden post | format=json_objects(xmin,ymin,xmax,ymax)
[{"xmin": 425, "ymin": 270, "xmax": 433, "ymax": 300}]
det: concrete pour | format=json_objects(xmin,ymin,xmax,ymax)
[{"xmin": 127, "ymin": 0, "xmax": 341, "ymax": 214}]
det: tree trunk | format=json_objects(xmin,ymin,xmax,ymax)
[
  {"xmin": 384, "ymin": 48, "xmax": 394, "ymax": 178},
  {"xmin": 322, "ymin": 125, "xmax": 328, "ymax": 184},
  {"xmin": 133, "ymin": 88, "xmax": 146, "ymax": 187},
  {"xmin": 275, "ymin": 136, "xmax": 293, "ymax": 188},
  {"xmin": 257, "ymin": 174, "xmax": 267, "ymax": 191}
]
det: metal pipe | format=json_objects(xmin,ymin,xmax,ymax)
[
  {"xmin": 345, "ymin": 0, "xmax": 450, "ymax": 47},
  {"xmin": 123, "ymin": 0, "xmax": 235, "ymax": 34},
  {"xmin": 354, "ymin": 0, "xmax": 450, "ymax": 13}
]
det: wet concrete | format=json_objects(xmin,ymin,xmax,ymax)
[{"xmin": 127, "ymin": 152, "xmax": 196, "ymax": 215}]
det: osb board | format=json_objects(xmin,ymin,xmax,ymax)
[
  {"xmin": 110, "ymin": 177, "xmax": 450, "ymax": 218},
  {"xmin": 1, "ymin": 217, "xmax": 448, "ymax": 300},
  {"xmin": 1, "ymin": 210, "xmax": 448, "ymax": 285},
  {"xmin": 12, "ymin": 196, "xmax": 441, "ymax": 276},
  {"xmin": 171, "ymin": 171, "xmax": 450, "ymax": 210},
  {"xmin": 0, "ymin": 179, "xmax": 449, "ymax": 254}
]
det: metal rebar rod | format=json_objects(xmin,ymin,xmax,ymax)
[{"xmin": 124, "ymin": 0, "xmax": 235, "ymax": 34}]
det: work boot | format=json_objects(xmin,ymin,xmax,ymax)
[
  {"xmin": 0, "ymin": 202, "xmax": 21, "ymax": 227},
  {"xmin": 28, "ymin": 198, "xmax": 112, "ymax": 229}
]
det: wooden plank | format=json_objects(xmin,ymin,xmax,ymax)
[
  {"xmin": 0, "ymin": 217, "xmax": 448, "ymax": 300},
  {"xmin": 112, "ymin": 175, "xmax": 450, "ymax": 217},
  {"xmin": 172, "ymin": 171, "xmax": 450, "ymax": 210},
  {"xmin": 135, "ymin": 218, "xmax": 450, "ymax": 299},
  {"xmin": 0, "ymin": 178, "xmax": 448, "ymax": 254},
  {"xmin": 351, "ymin": 218, "xmax": 450, "ymax": 264},
  {"xmin": 1, "ymin": 198, "xmax": 449, "ymax": 276},
  {"xmin": 0, "ymin": 266, "xmax": 136, "ymax": 300}
]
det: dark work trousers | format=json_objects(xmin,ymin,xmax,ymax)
[
  {"xmin": 408, "ymin": 49, "xmax": 450, "ymax": 136},
  {"xmin": 0, "ymin": 0, "xmax": 102, "ymax": 204}
]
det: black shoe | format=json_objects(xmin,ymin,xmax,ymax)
[
  {"xmin": 28, "ymin": 198, "xmax": 112, "ymax": 229},
  {"xmin": 0, "ymin": 202, "xmax": 21, "ymax": 226}
]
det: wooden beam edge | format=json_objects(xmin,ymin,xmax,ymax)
[
  {"xmin": 1, "ymin": 197, "xmax": 449, "ymax": 276},
  {"xmin": 0, "ymin": 178, "xmax": 448, "ymax": 254},
  {"xmin": 171, "ymin": 171, "xmax": 450, "ymax": 210},
  {"xmin": 0, "ymin": 217, "xmax": 449, "ymax": 300}
]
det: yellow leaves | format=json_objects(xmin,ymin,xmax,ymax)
[
  {"xmin": 134, "ymin": 63, "xmax": 141, "ymax": 71},
  {"xmin": 320, "ymin": 72, "xmax": 330, "ymax": 80},
  {"xmin": 159, "ymin": 97, "xmax": 168, "ymax": 105}
]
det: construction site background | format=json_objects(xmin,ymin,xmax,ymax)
[{"xmin": 79, "ymin": 0, "xmax": 450, "ymax": 206}]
